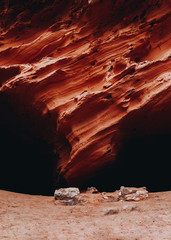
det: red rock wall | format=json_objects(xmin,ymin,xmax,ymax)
[{"xmin": 0, "ymin": 0, "xmax": 171, "ymax": 188}]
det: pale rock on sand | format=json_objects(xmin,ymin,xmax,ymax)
[
  {"xmin": 118, "ymin": 186, "xmax": 149, "ymax": 201},
  {"xmin": 54, "ymin": 187, "xmax": 80, "ymax": 200}
]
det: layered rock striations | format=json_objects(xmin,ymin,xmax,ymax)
[{"xmin": 0, "ymin": 0, "xmax": 170, "ymax": 191}]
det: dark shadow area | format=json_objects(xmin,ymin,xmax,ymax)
[
  {"xmin": 0, "ymin": 100, "xmax": 57, "ymax": 196},
  {"xmin": 83, "ymin": 134, "xmax": 171, "ymax": 192}
]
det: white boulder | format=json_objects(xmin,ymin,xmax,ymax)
[{"xmin": 54, "ymin": 187, "xmax": 80, "ymax": 200}]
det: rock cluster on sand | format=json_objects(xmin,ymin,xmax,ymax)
[
  {"xmin": 118, "ymin": 186, "xmax": 149, "ymax": 201},
  {"xmin": 54, "ymin": 186, "xmax": 149, "ymax": 206}
]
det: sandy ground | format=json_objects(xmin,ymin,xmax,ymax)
[{"xmin": 0, "ymin": 190, "xmax": 171, "ymax": 240}]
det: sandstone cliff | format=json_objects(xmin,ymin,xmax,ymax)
[{"xmin": 0, "ymin": 0, "xmax": 170, "ymax": 194}]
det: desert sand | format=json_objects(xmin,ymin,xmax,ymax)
[{"xmin": 0, "ymin": 190, "xmax": 171, "ymax": 240}]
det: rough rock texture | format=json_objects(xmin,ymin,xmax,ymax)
[
  {"xmin": 54, "ymin": 187, "xmax": 80, "ymax": 200},
  {"xmin": 0, "ymin": 0, "xmax": 171, "ymax": 190},
  {"xmin": 118, "ymin": 186, "xmax": 149, "ymax": 201}
]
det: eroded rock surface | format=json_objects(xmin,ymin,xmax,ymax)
[{"xmin": 0, "ymin": 0, "xmax": 170, "ymax": 190}]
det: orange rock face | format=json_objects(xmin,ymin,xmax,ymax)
[{"xmin": 0, "ymin": 0, "xmax": 170, "ymax": 193}]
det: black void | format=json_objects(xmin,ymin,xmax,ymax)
[
  {"xmin": 0, "ymin": 99, "xmax": 56, "ymax": 195},
  {"xmin": 83, "ymin": 134, "xmax": 171, "ymax": 192}
]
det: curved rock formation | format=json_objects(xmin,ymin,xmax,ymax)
[{"xmin": 0, "ymin": 0, "xmax": 170, "ymax": 193}]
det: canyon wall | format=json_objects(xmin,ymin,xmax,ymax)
[{"xmin": 0, "ymin": 0, "xmax": 170, "ymax": 191}]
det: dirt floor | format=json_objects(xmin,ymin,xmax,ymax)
[{"xmin": 0, "ymin": 190, "xmax": 171, "ymax": 240}]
